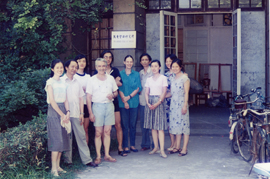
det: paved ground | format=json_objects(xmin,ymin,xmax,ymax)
[{"xmin": 76, "ymin": 106, "xmax": 259, "ymax": 179}]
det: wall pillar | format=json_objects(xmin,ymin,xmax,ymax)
[
  {"xmin": 113, "ymin": 0, "xmax": 145, "ymax": 71},
  {"xmin": 240, "ymin": 11, "xmax": 265, "ymax": 96}
]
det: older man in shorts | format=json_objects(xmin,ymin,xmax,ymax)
[{"xmin": 86, "ymin": 58, "xmax": 118, "ymax": 164}]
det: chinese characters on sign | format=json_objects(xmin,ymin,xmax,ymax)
[{"xmin": 111, "ymin": 31, "xmax": 136, "ymax": 48}]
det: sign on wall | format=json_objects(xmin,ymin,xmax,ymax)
[{"xmin": 111, "ymin": 31, "xmax": 136, "ymax": 49}]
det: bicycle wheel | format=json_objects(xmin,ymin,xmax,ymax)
[
  {"xmin": 235, "ymin": 120, "xmax": 252, "ymax": 162},
  {"xmin": 254, "ymin": 128, "xmax": 264, "ymax": 162},
  {"xmin": 258, "ymin": 130, "xmax": 270, "ymax": 163},
  {"xmin": 231, "ymin": 122, "xmax": 239, "ymax": 154}
]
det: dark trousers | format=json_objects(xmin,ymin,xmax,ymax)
[
  {"xmin": 139, "ymin": 105, "xmax": 150, "ymax": 148},
  {"xmin": 120, "ymin": 107, "xmax": 138, "ymax": 148}
]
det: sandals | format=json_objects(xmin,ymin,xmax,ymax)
[
  {"xmin": 168, "ymin": 148, "xmax": 181, "ymax": 154},
  {"xmin": 149, "ymin": 148, "xmax": 160, "ymax": 155},
  {"xmin": 104, "ymin": 156, "xmax": 117, "ymax": 162},
  {"xmin": 51, "ymin": 170, "xmax": 59, "ymax": 177},
  {"xmin": 178, "ymin": 151, "xmax": 188, "ymax": 157},
  {"xmin": 118, "ymin": 150, "xmax": 128, "ymax": 157},
  {"xmin": 57, "ymin": 167, "xmax": 67, "ymax": 173},
  {"xmin": 160, "ymin": 151, "xmax": 167, "ymax": 158},
  {"xmin": 167, "ymin": 147, "xmax": 174, "ymax": 151},
  {"xmin": 94, "ymin": 158, "xmax": 102, "ymax": 164}
]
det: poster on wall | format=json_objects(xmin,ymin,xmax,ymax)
[{"xmin": 111, "ymin": 31, "xmax": 136, "ymax": 48}]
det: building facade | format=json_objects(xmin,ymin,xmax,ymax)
[{"xmin": 73, "ymin": 0, "xmax": 269, "ymax": 98}]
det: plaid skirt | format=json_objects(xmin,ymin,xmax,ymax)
[
  {"xmin": 47, "ymin": 103, "xmax": 71, "ymax": 152},
  {"xmin": 144, "ymin": 96, "xmax": 167, "ymax": 130}
]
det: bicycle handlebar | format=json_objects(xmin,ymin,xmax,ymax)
[
  {"xmin": 242, "ymin": 108, "xmax": 270, "ymax": 116},
  {"xmin": 233, "ymin": 87, "xmax": 261, "ymax": 101},
  {"xmin": 233, "ymin": 96, "xmax": 260, "ymax": 105}
]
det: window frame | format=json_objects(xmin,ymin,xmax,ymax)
[
  {"xmin": 235, "ymin": 0, "xmax": 265, "ymax": 11},
  {"xmin": 145, "ymin": 0, "xmax": 266, "ymax": 12},
  {"xmin": 177, "ymin": 0, "xmax": 204, "ymax": 12},
  {"xmin": 146, "ymin": 0, "xmax": 175, "ymax": 12},
  {"xmin": 90, "ymin": 17, "xmax": 113, "ymax": 73},
  {"xmin": 205, "ymin": 0, "xmax": 233, "ymax": 11}
]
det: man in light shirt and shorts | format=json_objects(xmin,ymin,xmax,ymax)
[{"xmin": 86, "ymin": 58, "xmax": 118, "ymax": 164}]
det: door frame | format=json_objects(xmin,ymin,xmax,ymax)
[{"xmin": 160, "ymin": 10, "xmax": 178, "ymax": 74}]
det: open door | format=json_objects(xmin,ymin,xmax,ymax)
[
  {"xmin": 232, "ymin": 8, "xmax": 241, "ymax": 96},
  {"xmin": 160, "ymin": 11, "xmax": 178, "ymax": 74}
]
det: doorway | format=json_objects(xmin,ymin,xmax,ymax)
[{"xmin": 177, "ymin": 13, "xmax": 233, "ymax": 105}]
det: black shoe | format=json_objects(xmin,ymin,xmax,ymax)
[
  {"xmin": 86, "ymin": 162, "xmax": 98, "ymax": 167},
  {"xmin": 124, "ymin": 149, "xmax": 130, "ymax": 153},
  {"xmin": 130, "ymin": 147, "xmax": 138, "ymax": 152},
  {"xmin": 178, "ymin": 151, "xmax": 188, "ymax": 157},
  {"xmin": 65, "ymin": 163, "xmax": 73, "ymax": 167},
  {"xmin": 118, "ymin": 150, "xmax": 128, "ymax": 156},
  {"xmin": 140, "ymin": 147, "xmax": 150, "ymax": 151}
]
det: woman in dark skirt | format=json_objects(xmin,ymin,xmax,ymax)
[
  {"xmin": 45, "ymin": 59, "xmax": 71, "ymax": 176},
  {"xmin": 144, "ymin": 60, "xmax": 168, "ymax": 158}
]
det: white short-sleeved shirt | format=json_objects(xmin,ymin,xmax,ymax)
[
  {"xmin": 74, "ymin": 73, "xmax": 91, "ymax": 104},
  {"xmin": 61, "ymin": 75, "xmax": 85, "ymax": 118},
  {"xmin": 86, "ymin": 74, "xmax": 118, "ymax": 103},
  {"xmin": 45, "ymin": 78, "xmax": 67, "ymax": 104},
  {"xmin": 145, "ymin": 75, "xmax": 168, "ymax": 96}
]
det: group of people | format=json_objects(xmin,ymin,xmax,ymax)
[{"xmin": 45, "ymin": 50, "xmax": 190, "ymax": 176}]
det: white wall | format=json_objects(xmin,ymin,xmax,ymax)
[
  {"xmin": 146, "ymin": 13, "xmax": 160, "ymax": 61},
  {"xmin": 183, "ymin": 14, "xmax": 233, "ymax": 91},
  {"xmin": 209, "ymin": 26, "xmax": 233, "ymax": 91}
]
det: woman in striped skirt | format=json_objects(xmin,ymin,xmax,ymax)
[
  {"xmin": 45, "ymin": 59, "xmax": 71, "ymax": 176},
  {"xmin": 144, "ymin": 60, "xmax": 168, "ymax": 158}
]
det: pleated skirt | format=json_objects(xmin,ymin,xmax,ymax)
[
  {"xmin": 144, "ymin": 96, "xmax": 167, "ymax": 130},
  {"xmin": 47, "ymin": 103, "xmax": 71, "ymax": 152}
]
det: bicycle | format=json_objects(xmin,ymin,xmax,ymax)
[
  {"xmin": 229, "ymin": 87, "xmax": 262, "ymax": 156},
  {"xmin": 240, "ymin": 108, "xmax": 270, "ymax": 176}
]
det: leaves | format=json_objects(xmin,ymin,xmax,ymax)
[
  {"xmin": 0, "ymin": 113, "xmax": 48, "ymax": 172},
  {"xmin": 0, "ymin": 0, "xmax": 108, "ymax": 128}
]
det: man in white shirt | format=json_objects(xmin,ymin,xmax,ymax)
[
  {"xmin": 62, "ymin": 60, "xmax": 97, "ymax": 167},
  {"xmin": 86, "ymin": 58, "xmax": 118, "ymax": 164}
]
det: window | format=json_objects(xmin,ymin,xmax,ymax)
[
  {"xmin": 207, "ymin": 0, "xmax": 232, "ymax": 8},
  {"xmin": 238, "ymin": 0, "xmax": 262, "ymax": 8},
  {"xmin": 90, "ymin": 18, "xmax": 113, "ymax": 73},
  {"xmin": 148, "ymin": 0, "xmax": 172, "ymax": 10},
  {"xmin": 164, "ymin": 14, "xmax": 177, "ymax": 56},
  {"xmin": 179, "ymin": 0, "xmax": 202, "ymax": 9},
  {"xmin": 186, "ymin": 15, "xmax": 205, "ymax": 25}
]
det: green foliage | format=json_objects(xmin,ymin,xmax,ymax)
[
  {"xmin": 0, "ymin": 68, "xmax": 50, "ymax": 128},
  {"xmin": 26, "ymin": 67, "xmax": 51, "ymax": 113},
  {"xmin": 136, "ymin": 0, "xmax": 147, "ymax": 9},
  {"xmin": 0, "ymin": 0, "xmax": 108, "ymax": 128},
  {"xmin": 0, "ymin": 1, "xmax": 110, "ymax": 177},
  {"xmin": 0, "ymin": 112, "xmax": 118, "ymax": 178},
  {"xmin": 0, "ymin": 112, "xmax": 48, "ymax": 173}
]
